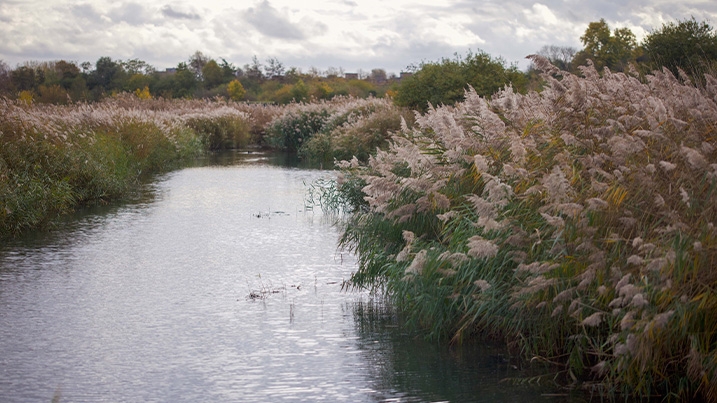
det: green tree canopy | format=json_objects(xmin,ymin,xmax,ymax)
[
  {"xmin": 173, "ymin": 62, "xmax": 198, "ymax": 98},
  {"xmin": 573, "ymin": 19, "xmax": 637, "ymax": 72},
  {"xmin": 10, "ymin": 66, "xmax": 37, "ymax": 92},
  {"xmin": 394, "ymin": 50, "xmax": 527, "ymax": 113},
  {"xmin": 642, "ymin": 17, "xmax": 717, "ymax": 79},
  {"xmin": 88, "ymin": 57, "xmax": 126, "ymax": 93},
  {"xmin": 202, "ymin": 60, "xmax": 224, "ymax": 89}
]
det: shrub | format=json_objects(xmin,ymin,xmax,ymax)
[
  {"xmin": 265, "ymin": 108, "xmax": 331, "ymax": 151},
  {"xmin": 300, "ymin": 100, "xmax": 414, "ymax": 165},
  {"xmin": 394, "ymin": 50, "xmax": 527, "ymax": 113},
  {"xmin": 185, "ymin": 113, "xmax": 251, "ymax": 150}
]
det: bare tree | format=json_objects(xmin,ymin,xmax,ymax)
[
  {"xmin": 370, "ymin": 68, "xmax": 387, "ymax": 82},
  {"xmin": 244, "ymin": 56, "xmax": 264, "ymax": 80},
  {"xmin": 188, "ymin": 50, "xmax": 209, "ymax": 78},
  {"xmin": 324, "ymin": 66, "xmax": 345, "ymax": 77},
  {"xmin": 307, "ymin": 66, "xmax": 321, "ymax": 78},
  {"xmin": 536, "ymin": 45, "xmax": 577, "ymax": 71},
  {"xmin": 264, "ymin": 57, "xmax": 285, "ymax": 78}
]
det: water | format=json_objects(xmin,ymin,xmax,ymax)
[{"xmin": 0, "ymin": 151, "xmax": 581, "ymax": 402}]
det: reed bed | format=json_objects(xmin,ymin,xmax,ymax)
[
  {"xmin": 264, "ymin": 96, "xmax": 414, "ymax": 165},
  {"xmin": 0, "ymin": 95, "xmax": 252, "ymax": 236},
  {"xmin": 336, "ymin": 57, "xmax": 717, "ymax": 401}
]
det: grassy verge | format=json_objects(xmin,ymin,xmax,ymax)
[
  {"xmin": 0, "ymin": 95, "xmax": 251, "ymax": 237},
  {"xmin": 334, "ymin": 57, "xmax": 717, "ymax": 401}
]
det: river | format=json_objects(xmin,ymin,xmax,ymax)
[{"xmin": 0, "ymin": 150, "xmax": 581, "ymax": 402}]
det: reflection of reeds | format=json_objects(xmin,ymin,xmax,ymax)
[{"xmin": 337, "ymin": 57, "xmax": 717, "ymax": 400}]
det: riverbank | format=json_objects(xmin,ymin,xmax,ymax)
[
  {"xmin": 0, "ymin": 95, "xmax": 409, "ymax": 238},
  {"xmin": 335, "ymin": 57, "xmax": 717, "ymax": 401},
  {"xmin": 0, "ymin": 96, "xmax": 254, "ymax": 236}
]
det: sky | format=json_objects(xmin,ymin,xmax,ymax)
[{"xmin": 1, "ymin": 0, "xmax": 716, "ymax": 74}]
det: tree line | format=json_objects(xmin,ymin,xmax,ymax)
[
  {"xmin": 0, "ymin": 17, "xmax": 715, "ymax": 107},
  {"xmin": 396, "ymin": 17, "xmax": 717, "ymax": 112},
  {"xmin": 0, "ymin": 51, "xmax": 397, "ymax": 105}
]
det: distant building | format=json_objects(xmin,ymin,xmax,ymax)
[
  {"xmin": 399, "ymin": 72, "xmax": 413, "ymax": 80},
  {"xmin": 156, "ymin": 67, "xmax": 177, "ymax": 78},
  {"xmin": 344, "ymin": 73, "xmax": 359, "ymax": 80}
]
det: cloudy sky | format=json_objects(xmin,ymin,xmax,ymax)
[{"xmin": 1, "ymin": 0, "xmax": 716, "ymax": 74}]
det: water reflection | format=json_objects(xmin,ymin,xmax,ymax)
[
  {"xmin": 0, "ymin": 150, "xmax": 585, "ymax": 402},
  {"xmin": 350, "ymin": 300, "xmax": 586, "ymax": 403}
]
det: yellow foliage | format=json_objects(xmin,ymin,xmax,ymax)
[
  {"xmin": 17, "ymin": 90, "xmax": 33, "ymax": 105},
  {"xmin": 385, "ymin": 89, "xmax": 398, "ymax": 98},
  {"xmin": 312, "ymin": 82, "xmax": 333, "ymax": 100},
  {"xmin": 227, "ymin": 80, "xmax": 246, "ymax": 101},
  {"xmin": 605, "ymin": 185, "xmax": 628, "ymax": 208},
  {"xmin": 134, "ymin": 86, "xmax": 152, "ymax": 100}
]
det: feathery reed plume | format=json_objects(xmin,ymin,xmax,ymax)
[{"xmin": 337, "ymin": 54, "xmax": 717, "ymax": 400}]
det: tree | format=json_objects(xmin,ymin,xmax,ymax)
[
  {"xmin": 370, "ymin": 68, "xmax": 387, "ymax": 83},
  {"xmin": 121, "ymin": 59, "xmax": 155, "ymax": 75},
  {"xmin": 173, "ymin": 62, "xmax": 198, "ymax": 98},
  {"xmin": 264, "ymin": 57, "xmax": 285, "ymax": 78},
  {"xmin": 202, "ymin": 60, "xmax": 224, "ymax": 89},
  {"xmin": 573, "ymin": 19, "xmax": 637, "ymax": 72},
  {"xmin": 10, "ymin": 66, "xmax": 36, "ymax": 92},
  {"xmin": 0, "ymin": 60, "xmax": 12, "ymax": 94},
  {"xmin": 219, "ymin": 58, "xmax": 238, "ymax": 82},
  {"xmin": 88, "ymin": 56, "xmax": 125, "ymax": 92},
  {"xmin": 536, "ymin": 45, "xmax": 577, "ymax": 71},
  {"xmin": 290, "ymin": 79, "xmax": 308, "ymax": 102},
  {"xmin": 245, "ymin": 56, "xmax": 264, "ymax": 81},
  {"xmin": 227, "ymin": 79, "xmax": 246, "ymax": 101},
  {"xmin": 127, "ymin": 73, "xmax": 154, "ymax": 93},
  {"xmin": 188, "ymin": 51, "xmax": 209, "ymax": 78},
  {"xmin": 394, "ymin": 50, "xmax": 527, "ymax": 112},
  {"xmin": 642, "ymin": 17, "xmax": 717, "ymax": 80},
  {"xmin": 54, "ymin": 61, "xmax": 80, "ymax": 82},
  {"xmin": 325, "ymin": 66, "xmax": 344, "ymax": 77}
]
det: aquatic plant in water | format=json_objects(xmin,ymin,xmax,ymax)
[{"xmin": 337, "ymin": 56, "xmax": 717, "ymax": 401}]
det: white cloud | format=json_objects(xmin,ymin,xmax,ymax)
[
  {"xmin": 525, "ymin": 3, "xmax": 560, "ymax": 26},
  {"xmin": 0, "ymin": 0, "xmax": 715, "ymax": 72}
]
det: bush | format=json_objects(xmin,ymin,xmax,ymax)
[
  {"xmin": 394, "ymin": 50, "xmax": 527, "ymax": 113},
  {"xmin": 300, "ymin": 101, "xmax": 414, "ymax": 165},
  {"xmin": 185, "ymin": 114, "xmax": 251, "ymax": 150},
  {"xmin": 642, "ymin": 17, "xmax": 717, "ymax": 83},
  {"xmin": 264, "ymin": 108, "xmax": 331, "ymax": 151}
]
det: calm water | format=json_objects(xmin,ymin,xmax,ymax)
[{"xmin": 0, "ymin": 151, "xmax": 582, "ymax": 402}]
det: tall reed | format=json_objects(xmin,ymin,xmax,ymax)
[
  {"xmin": 336, "ymin": 57, "xmax": 717, "ymax": 401},
  {"xmin": 0, "ymin": 95, "xmax": 252, "ymax": 236},
  {"xmin": 263, "ymin": 96, "xmax": 413, "ymax": 164}
]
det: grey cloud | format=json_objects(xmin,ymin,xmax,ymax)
[
  {"xmin": 161, "ymin": 5, "xmax": 201, "ymax": 21},
  {"xmin": 71, "ymin": 4, "xmax": 103, "ymax": 22},
  {"xmin": 243, "ymin": 0, "xmax": 305, "ymax": 40},
  {"xmin": 109, "ymin": 3, "xmax": 150, "ymax": 26}
]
